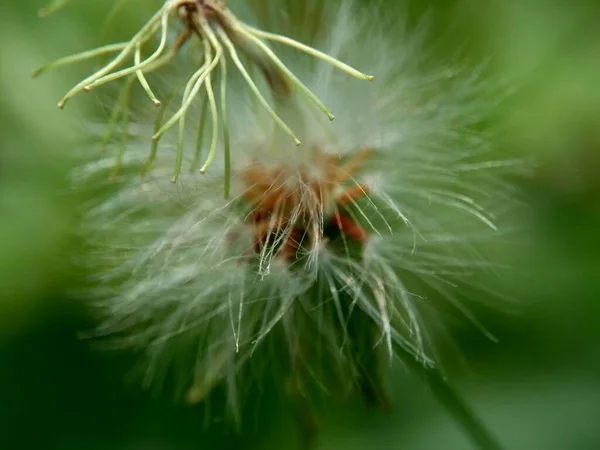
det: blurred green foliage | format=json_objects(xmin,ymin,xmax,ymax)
[{"xmin": 2, "ymin": 1, "xmax": 600, "ymax": 449}]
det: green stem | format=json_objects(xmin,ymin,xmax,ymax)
[
  {"xmin": 189, "ymin": 95, "xmax": 209, "ymax": 173},
  {"xmin": 397, "ymin": 345, "xmax": 504, "ymax": 450},
  {"xmin": 141, "ymin": 99, "xmax": 168, "ymax": 177},
  {"xmin": 220, "ymin": 56, "xmax": 231, "ymax": 198}
]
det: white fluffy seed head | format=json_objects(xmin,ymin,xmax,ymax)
[{"xmin": 74, "ymin": 1, "xmax": 522, "ymax": 412}]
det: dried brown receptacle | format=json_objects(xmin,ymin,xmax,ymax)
[{"xmin": 241, "ymin": 147, "xmax": 373, "ymax": 262}]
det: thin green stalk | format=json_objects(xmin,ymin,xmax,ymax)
[
  {"xmin": 152, "ymin": 62, "xmax": 208, "ymax": 141},
  {"xmin": 243, "ymin": 25, "xmax": 375, "ymax": 82},
  {"xmin": 196, "ymin": 19, "xmax": 225, "ymax": 176},
  {"xmin": 219, "ymin": 56, "xmax": 231, "ymax": 198},
  {"xmin": 235, "ymin": 25, "xmax": 335, "ymax": 120},
  {"xmin": 170, "ymin": 44, "xmax": 212, "ymax": 183},
  {"xmin": 141, "ymin": 100, "xmax": 169, "ymax": 177},
  {"xmin": 57, "ymin": 6, "xmax": 166, "ymax": 108},
  {"xmin": 152, "ymin": 22, "xmax": 222, "ymax": 141},
  {"xmin": 189, "ymin": 95, "xmax": 209, "ymax": 173},
  {"xmin": 171, "ymin": 110, "xmax": 187, "ymax": 183},
  {"xmin": 32, "ymin": 42, "xmax": 128, "ymax": 78},
  {"xmin": 245, "ymin": 56, "xmax": 261, "ymax": 118},
  {"xmin": 134, "ymin": 44, "xmax": 161, "ymax": 106},
  {"xmin": 216, "ymin": 26, "xmax": 301, "ymax": 146},
  {"xmin": 141, "ymin": 77, "xmax": 190, "ymax": 178},
  {"xmin": 86, "ymin": 9, "xmax": 171, "ymax": 91},
  {"xmin": 199, "ymin": 66, "xmax": 219, "ymax": 175}
]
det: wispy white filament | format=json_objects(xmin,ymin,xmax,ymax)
[{"xmin": 72, "ymin": 1, "xmax": 520, "ymax": 411}]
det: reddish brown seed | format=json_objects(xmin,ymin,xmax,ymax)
[{"xmin": 332, "ymin": 212, "xmax": 368, "ymax": 243}]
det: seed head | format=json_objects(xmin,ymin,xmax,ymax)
[{"xmin": 62, "ymin": 2, "xmax": 519, "ymax": 447}]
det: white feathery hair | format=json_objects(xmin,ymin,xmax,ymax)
[{"xmin": 72, "ymin": 0, "xmax": 520, "ymax": 410}]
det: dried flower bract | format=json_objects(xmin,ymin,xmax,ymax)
[{"xmin": 35, "ymin": 0, "xmax": 374, "ymax": 189}]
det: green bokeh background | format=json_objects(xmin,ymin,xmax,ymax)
[{"xmin": 2, "ymin": 1, "xmax": 600, "ymax": 449}]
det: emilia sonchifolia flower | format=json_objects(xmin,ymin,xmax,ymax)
[{"xmin": 39, "ymin": 1, "xmax": 521, "ymax": 448}]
